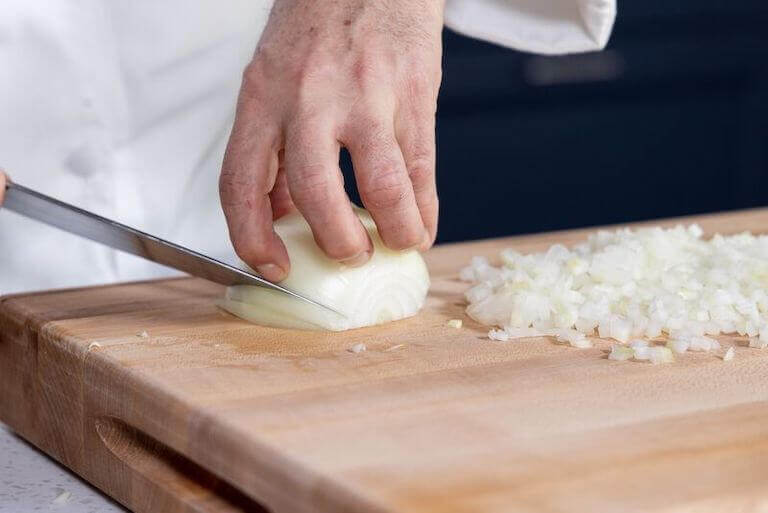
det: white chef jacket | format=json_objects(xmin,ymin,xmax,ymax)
[{"xmin": 0, "ymin": 0, "xmax": 615, "ymax": 294}]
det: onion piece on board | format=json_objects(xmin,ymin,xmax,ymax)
[{"xmin": 221, "ymin": 210, "xmax": 430, "ymax": 331}]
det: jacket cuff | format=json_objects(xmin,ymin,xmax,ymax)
[{"xmin": 444, "ymin": 0, "xmax": 616, "ymax": 55}]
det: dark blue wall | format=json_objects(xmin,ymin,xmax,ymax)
[{"xmin": 343, "ymin": 1, "xmax": 768, "ymax": 242}]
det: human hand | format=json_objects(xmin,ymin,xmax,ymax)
[
  {"xmin": 220, "ymin": 0, "xmax": 444, "ymax": 281},
  {"xmin": 0, "ymin": 171, "xmax": 7, "ymax": 206}
]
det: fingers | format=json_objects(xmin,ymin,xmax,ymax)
[
  {"xmin": 284, "ymin": 117, "xmax": 372, "ymax": 264},
  {"xmin": 345, "ymin": 115, "xmax": 428, "ymax": 251},
  {"xmin": 0, "ymin": 170, "xmax": 6, "ymax": 206},
  {"xmin": 396, "ymin": 101, "xmax": 439, "ymax": 250},
  {"xmin": 269, "ymin": 152, "xmax": 296, "ymax": 220},
  {"xmin": 220, "ymin": 106, "xmax": 289, "ymax": 282}
]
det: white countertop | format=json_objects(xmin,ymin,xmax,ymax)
[{"xmin": 0, "ymin": 424, "xmax": 125, "ymax": 512}]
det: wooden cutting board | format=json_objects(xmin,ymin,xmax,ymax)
[{"xmin": 3, "ymin": 209, "xmax": 768, "ymax": 513}]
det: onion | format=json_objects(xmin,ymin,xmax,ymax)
[
  {"xmin": 52, "ymin": 491, "xmax": 71, "ymax": 505},
  {"xmin": 688, "ymin": 336, "xmax": 720, "ymax": 352},
  {"xmin": 648, "ymin": 346, "xmax": 674, "ymax": 364},
  {"xmin": 632, "ymin": 346, "xmax": 651, "ymax": 361},
  {"xmin": 221, "ymin": 210, "xmax": 430, "ymax": 331},
  {"xmin": 461, "ymin": 224, "xmax": 768, "ymax": 361},
  {"xmin": 666, "ymin": 338, "xmax": 690, "ymax": 354},
  {"xmin": 608, "ymin": 345, "xmax": 634, "ymax": 361},
  {"xmin": 488, "ymin": 328, "xmax": 511, "ymax": 341},
  {"xmin": 552, "ymin": 328, "xmax": 592, "ymax": 348}
]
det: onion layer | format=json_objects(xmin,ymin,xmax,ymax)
[{"xmin": 221, "ymin": 210, "xmax": 430, "ymax": 331}]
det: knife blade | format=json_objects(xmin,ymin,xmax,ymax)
[{"xmin": 3, "ymin": 181, "xmax": 343, "ymax": 316}]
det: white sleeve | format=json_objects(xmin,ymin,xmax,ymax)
[{"xmin": 443, "ymin": 0, "xmax": 616, "ymax": 55}]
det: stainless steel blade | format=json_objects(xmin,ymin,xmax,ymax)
[{"xmin": 3, "ymin": 181, "xmax": 343, "ymax": 316}]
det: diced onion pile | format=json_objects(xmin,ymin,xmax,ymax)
[{"xmin": 461, "ymin": 224, "xmax": 768, "ymax": 361}]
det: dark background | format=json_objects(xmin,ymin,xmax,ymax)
[{"xmin": 342, "ymin": 1, "xmax": 768, "ymax": 243}]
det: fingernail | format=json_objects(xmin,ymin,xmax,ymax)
[
  {"xmin": 340, "ymin": 249, "xmax": 372, "ymax": 267},
  {"xmin": 256, "ymin": 263, "xmax": 287, "ymax": 282}
]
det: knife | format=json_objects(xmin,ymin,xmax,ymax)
[{"xmin": 3, "ymin": 180, "xmax": 342, "ymax": 316}]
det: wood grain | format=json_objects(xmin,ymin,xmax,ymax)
[{"xmin": 3, "ymin": 208, "xmax": 768, "ymax": 513}]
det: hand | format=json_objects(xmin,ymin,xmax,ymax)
[
  {"xmin": 0, "ymin": 171, "xmax": 7, "ymax": 206},
  {"xmin": 220, "ymin": 0, "xmax": 444, "ymax": 281}
]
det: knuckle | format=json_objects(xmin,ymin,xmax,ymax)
[
  {"xmin": 351, "ymin": 56, "xmax": 382, "ymax": 88},
  {"xmin": 350, "ymin": 114, "xmax": 388, "ymax": 144},
  {"xmin": 289, "ymin": 102, "xmax": 325, "ymax": 129},
  {"xmin": 289, "ymin": 56, "xmax": 334, "ymax": 106},
  {"xmin": 288, "ymin": 164, "xmax": 329, "ymax": 206},
  {"xmin": 242, "ymin": 60, "xmax": 260, "ymax": 85},
  {"xmin": 293, "ymin": 70, "xmax": 319, "ymax": 105},
  {"xmin": 361, "ymin": 165, "xmax": 409, "ymax": 210},
  {"xmin": 406, "ymin": 155, "xmax": 434, "ymax": 190},
  {"xmin": 218, "ymin": 169, "xmax": 247, "ymax": 206},
  {"xmin": 241, "ymin": 60, "xmax": 268, "ymax": 102},
  {"xmin": 219, "ymin": 163, "xmax": 262, "ymax": 207}
]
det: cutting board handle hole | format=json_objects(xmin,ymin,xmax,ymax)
[{"xmin": 95, "ymin": 416, "xmax": 272, "ymax": 513}]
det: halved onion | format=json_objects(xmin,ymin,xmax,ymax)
[{"xmin": 221, "ymin": 210, "xmax": 430, "ymax": 331}]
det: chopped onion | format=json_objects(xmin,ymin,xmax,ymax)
[
  {"xmin": 666, "ymin": 339, "xmax": 690, "ymax": 354},
  {"xmin": 568, "ymin": 337, "xmax": 593, "ymax": 349},
  {"xmin": 688, "ymin": 336, "xmax": 719, "ymax": 352},
  {"xmin": 608, "ymin": 344, "xmax": 634, "ymax": 361},
  {"xmin": 722, "ymin": 346, "xmax": 735, "ymax": 361},
  {"xmin": 461, "ymin": 224, "xmax": 768, "ymax": 360},
  {"xmin": 648, "ymin": 346, "xmax": 674, "ymax": 364},
  {"xmin": 760, "ymin": 323, "xmax": 768, "ymax": 343},
  {"xmin": 492, "ymin": 327, "xmax": 544, "ymax": 340},
  {"xmin": 348, "ymin": 343, "xmax": 367, "ymax": 353},
  {"xmin": 633, "ymin": 346, "xmax": 651, "ymax": 361},
  {"xmin": 488, "ymin": 328, "xmax": 511, "ymax": 341},
  {"xmin": 575, "ymin": 318, "xmax": 597, "ymax": 335},
  {"xmin": 551, "ymin": 328, "xmax": 592, "ymax": 348},
  {"xmin": 446, "ymin": 319, "xmax": 463, "ymax": 329},
  {"xmin": 52, "ymin": 491, "xmax": 71, "ymax": 505},
  {"xmin": 221, "ymin": 210, "xmax": 430, "ymax": 331}
]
